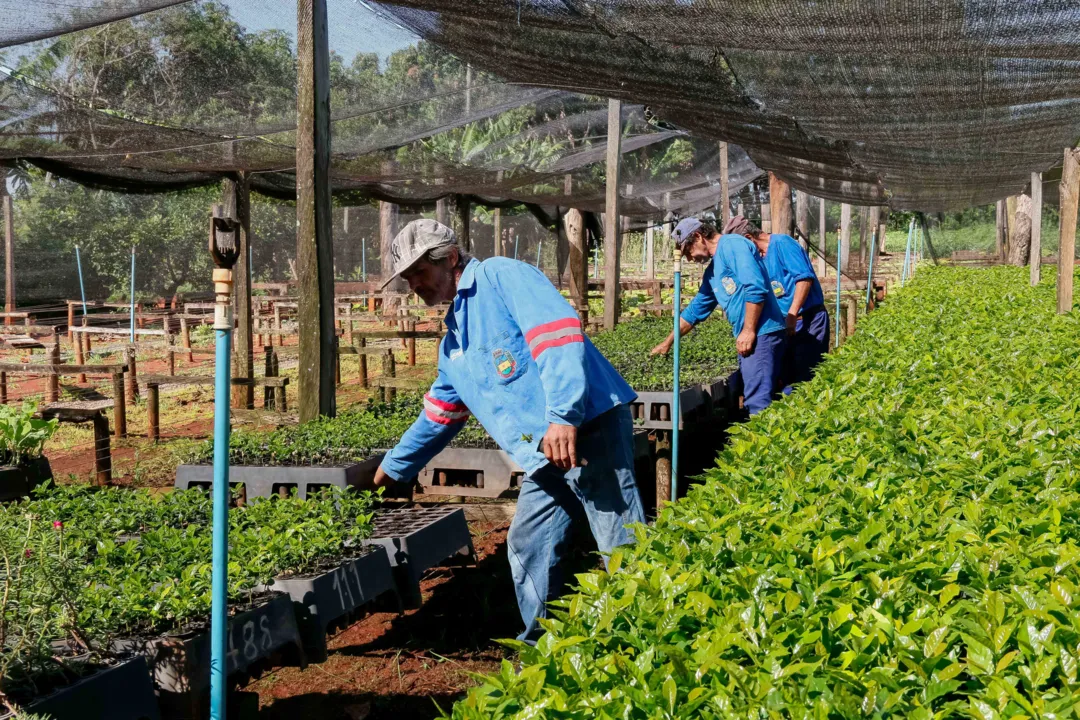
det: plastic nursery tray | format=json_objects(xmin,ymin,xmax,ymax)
[
  {"xmin": 417, "ymin": 447, "xmax": 524, "ymax": 498},
  {"xmin": 630, "ymin": 385, "xmax": 706, "ymax": 430},
  {"xmin": 174, "ymin": 455, "xmax": 383, "ymax": 499},
  {"xmin": 11, "ymin": 656, "xmax": 161, "ymax": 720},
  {"xmin": 362, "ymin": 506, "xmax": 475, "ymax": 609},
  {"xmin": 262, "ymin": 546, "xmax": 398, "ymax": 662},
  {"xmin": 114, "ymin": 593, "xmax": 302, "ymax": 720}
]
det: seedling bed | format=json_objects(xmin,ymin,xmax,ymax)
[
  {"xmin": 174, "ymin": 455, "xmax": 383, "ymax": 499},
  {"xmin": 5, "ymin": 656, "xmax": 161, "ymax": 720},
  {"xmin": 631, "ymin": 385, "xmax": 706, "ymax": 430},
  {"xmin": 261, "ymin": 546, "xmax": 397, "ymax": 661},
  {"xmin": 115, "ymin": 593, "xmax": 302, "ymax": 720},
  {"xmin": 362, "ymin": 506, "xmax": 474, "ymax": 609}
]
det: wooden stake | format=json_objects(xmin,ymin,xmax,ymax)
[
  {"xmin": 1031, "ymin": 171, "xmax": 1043, "ymax": 286},
  {"xmin": 264, "ymin": 346, "xmax": 275, "ymax": 408},
  {"xmin": 603, "ymin": 98, "xmax": 622, "ymax": 330},
  {"xmin": 1058, "ymin": 147, "xmax": 1079, "ymax": 314},
  {"xmin": 407, "ymin": 319, "xmax": 416, "ymax": 366},
  {"xmin": 357, "ymin": 337, "xmax": 368, "ymax": 388},
  {"xmin": 296, "ymin": 0, "xmax": 336, "ymax": 421},
  {"xmin": 846, "ymin": 297, "xmax": 857, "ymax": 337},
  {"xmin": 0, "ymin": 371, "xmax": 6, "ymax": 404},
  {"xmin": 564, "ymin": 208, "xmax": 587, "ymax": 321},
  {"xmin": 147, "ymin": 383, "xmax": 160, "ymax": 442},
  {"xmin": 67, "ymin": 302, "xmax": 75, "ymax": 341},
  {"xmin": 92, "ymin": 412, "xmax": 111, "ymax": 485},
  {"xmin": 381, "ymin": 351, "xmax": 396, "ymax": 403},
  {"xmin": 795, "ymin": 191, "xmax": 809, "ymax": 249},
  {"xmin": 75, "ymin": 327, "xmax": 86, "ymax": 384},
  {"xmin": 112, "ymin": 372, "xmax": 126, "ymax": 437},
  {"xmin": 839, "ymin": 203, "xmax": 852, "ymax": 271},
  {"xmin": 125, "ymin": 345, "xmax": 138, "ymax": 404},
  {"xmin": 46, "ymin": 340, "xmax": 60, "ymax": 403}
]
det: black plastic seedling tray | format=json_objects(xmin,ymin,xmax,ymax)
[
  {"xmin": 174, "ymin": 455, "xmax": 383, "ymax": 499},
  {"xmin": 262, "ymin": 546, "xmax": 398, "ymax": 661},
  {"xmin": 12, "ymin": 656, "xmax": 161, "ymax": 720},
  {"xmin": 362, "ymin": 506, "xmax": 474, "ymax": 609}
]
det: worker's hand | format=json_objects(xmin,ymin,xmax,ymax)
[
  {"xmin": 650, "ymin": 339, "xmax": 672, "ymax": 356},
  {"xmin": 371, "ymin": 466, "xmax": 397, "ymax": 489},
  {"xmin": 785, "ymin": 314, "xmax": 798, "ymax": 336},
  {"xmin": 736, "ymin": 328, "xmax": 758, "ymax": 357},
  {"xmin": 542, "ymin": 423, "xmax": 578, "ymax": 470}
]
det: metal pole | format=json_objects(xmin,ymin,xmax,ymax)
[
  {"xmin": 514, "ymin": 234, "xmax": 519, "ymax": 260},
  {"xmin": 835, "ymin": 230, "xmax": 842, "ymax": 348},
  {"xmin": 593, "ymin": 245, "xmax": 599, "ymax": 278},
  {"xmin": 210, "ymin": 264, "xmax": 234, "ymax": 720},
  {"xmin": 902, "ymin": 219, "xmax": 914, "ymax": 286},
  {"xmin": 865, "ymin": 231, "xmax": 876, "ymax": 311},
  {"xmin": 671, "ymin": 247, "xmax": 681, "ymax": 503},
  {"xmin": 361, "ymin": 236, "xmax": 367, "ymax": 282},
  {"xmin": 129, "ymin": 248, "xmax": 136, "ymax": 343},
  {"xmin": 536, "ymin": 240, "xmax": 542, "ymax": 268},
  {"xmin": 75, "ymin": 245, "xmax": 87, "ymax": 316}
]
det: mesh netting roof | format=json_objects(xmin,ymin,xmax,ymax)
[
  {"xmin": 0, "ymin": 0, "xmax": 761, "ymax": 220},
  {"xmin": 3, "ymin": 1, "xmax": 1077, "ymax": 212}
]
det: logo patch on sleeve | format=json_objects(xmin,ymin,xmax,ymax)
[
  {"xmin": 771, "ymin": 280, "xmax": 785, "ymax": 297},
  {"xmin": 491, "ymin": 348, "xmax": 517, "ymax": 378},
  {"xmin": 721, "ymin": 276, "xmax": 737, "ymax": 295}
]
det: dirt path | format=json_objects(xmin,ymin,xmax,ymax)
[{"xmin": 246, "ymin": 522, "xmax": 518, "ymax": 719}]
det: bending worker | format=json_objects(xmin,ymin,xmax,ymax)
[
  {"xmin": 725, "ymin": 215, "xmax": 829, "ymax": 391},
  {"xmin": 370, "ymin": 219, "xmax": 645, "ymax": 643},
  {"xmin": 650, "ymin": 216, "xmax": 787, "ymax": 415}
]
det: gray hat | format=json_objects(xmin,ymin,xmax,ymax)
[
  {"xmin": 380, "ymin": 219, "xmax": 457, "ymax": 290},
  {"xmin": 672, "ymin": 217, "xmax": 704, "ymax": 248}
]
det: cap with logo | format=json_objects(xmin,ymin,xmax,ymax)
[
  {"xmin": 380, "ymin": 219, "xmax": 458, "ymax": 290},
  {"xmin": 672, "ymin": 217, "xmax": 704, "ymax": 249}
]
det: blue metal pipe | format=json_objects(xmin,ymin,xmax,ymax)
[
  {"xmin": 865, "ymin": 231, "xmax": 877, "ymax": 311},
  {"xmin": 593, "ymin": 246, "xmax": 599, "ymax": 278},
  {"xmin": 209, "ymin": 320, "xmax": 232, "ymax": 719},
  {"xmin": 901, "ymin": 219, "xmax": 914, "ymax": 286},
  {"xmin": 361, "ymin": 237, "xmax": 367, "ymax": 282},
  {"xmin": 514, "ymin": 234, "xmax": 519, "ymax": 260},
  {"xmin": 835, "ymin": 230, "xmax": 842, "ymax": 348},
  {"xmin": 129, "ymin": 249, "xmax": 136, "ymax": 343},
  {"xmin": 536, "ymin": 240, "xmax": 542, "ymax": 268},
  {"xmin": 75, "ymin": 246, "xmax": 87, "ymax": 316},
  {"xmin": 671, "ymin": 254, "xmax": 681, "ymax": 503}
]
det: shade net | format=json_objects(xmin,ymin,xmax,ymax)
[{"xmin": 0, "ymin": 0, "xmax": 762, "ymax": 223}]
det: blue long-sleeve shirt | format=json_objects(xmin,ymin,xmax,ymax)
[
  {"xmin": 681, "ymin": 234, "xmax": 786, "ymax": 336},
  {"xmin": 761, "ymin": 234, "xmax": 825, "ymax": 315},
  {"xmin": 380, "ymin": 258, "xmax": 636, "ymax": 481}
]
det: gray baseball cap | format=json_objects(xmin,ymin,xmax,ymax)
[
  {"xmin": 380, "ymin": 219, "xmax": 457, "ymax": 290},
  {"xmin": 672, "ymin": 217, "xmax": 704, "ymax": 249}
]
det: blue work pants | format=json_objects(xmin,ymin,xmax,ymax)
[
  {"xmin": 507, "ymin": 404, "xmax": 645, "ymax": 643},
  {"xmin": 736, "ymin": 330, "xmax": 787, "ymax": 415},
  {"xmin": 783, "ymin": 304, "xmax": 830, "ymax": 393}
]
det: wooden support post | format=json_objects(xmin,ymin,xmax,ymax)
[
  {"xmin": 3, "ymin": 189, "xmax": 13, "ymax": 325},
  {"xmin": 380, "ymin": 199, "xmax": 402, "ymax": 315},
  {"xmin": 645, "ymin": 224, "xmax": 655, "ymax": 280},
  {"xmin": 147, "ymin": 383, "xmax": 160, "ymax": 443},
  {"xmin": 358, "ymin": 337, "xmax": 368, "ymax": 388},
  {"xmin": 112, "ymin": 373, "xmax": 126, "ymax": 437},
  {"xmin": 125, "ymin": 345, "xmax": 138, "ymax": 404},
  {"xmin": 564, "ymin": 208, "xmax": 587, "ymax": 321},
  {"xmin": 839, "ymin": 203, "xmax": 852, "ymax": 271},
  {"xmin": 297, "ymin": 0, "xmax": 336, "ymax": 421},
  {"xmin": 846, "ymin": 297, "xmax": 857, "ymax": 337},
  {"xmin": 407, "ymin": 319, "xmax": 416, "ymax": 366},
  {"xmin": 273, "ymin": 304, "xmax": 282, "ymax": 347},
  {"xmin": 263, "ymin": 346, "xmax": 275, "ymax": 408},
  {"xmin": 180, "ymin": 317, "xmax": 192, "ymax": 362},
  {"xmin": 769, "ymin": 172, "xmax": 793, "ymax": 236},
  {"xmin": 436, "ymin": 197, "xmax": 450, "ymax": 226},
  {"xmin": 719, "ymin": 142, "xmax": 730, "ymax": 228},
  {"xmin": 458, "ymin": 198, "xmax": 471, "ymax": 253},
  {"xmin": 92, "ymin": 413, "xmax": 111, "ymax": 485},
  {"xmin": 603, "ymin": 98, "xmax": 622, "ymax": 330},
  {"xmin": 761, "ymin": 202, "xmax": 772, "ymax": 233},
  {"xmin": 381, "ymin": 351, "xmax": 396, "ymax": 403},
  {"xmin": 276, "ymin": 378, "xmax": 288, "ymax": 413},
  {"xmin": 1031, "ymin": 171, "xmax": 1043, "ymax": 286},
  {"xmin": 654, "ymin": 431, "xmax": 672, "ymax": 510},
  {"xmin": 344, "ymin": 304, "xmax": 353, "ymax": 345},
  {"xmin": 0, "ymin": 371, "xmax": 6, "ymax": 404},
  {"xmin": 996, "ymin": 199, "xmax": 1008, "ymax": 261},
  {"xmin": 795, "ymin": 190, "xmax": 809, "ymax": 249},
  {"xmin": 818, "ymin": 198, "xmax": 827, "ymax": 278},
  {"xmin": 46, "ymin": 340, "xmax": 60, "ymax": 403},
  {"xmin": 1058, "ymin": 147, "xmax": 1079, "ymax": 314},
  {"xmin": 334, "ymin": 336, "xmax": 341, "ymax": 386},
  {"xmin": 67, "ymin": 302, "xmax": 75, "ymax": 341},
  {"xmin": 75, "ymin": 327, "xmax": 86, "ymax": 384}
]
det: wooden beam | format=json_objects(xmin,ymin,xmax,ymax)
[
  {"xmin": 719, "ymin": 142, "xmax": 730, "ymax": 228},
  {"xmin": 1031, "ymin": 171, "xmax": 1043, "ymax": 286},
  {"xmin": 1058, "ymin": 147, "xmax": 1079, "ymax": 314},
  {"xmin": 3, "ymin": 188, "xmax": 13, "ymax": 324},
  {"xmin": 223, "ymin": 173, "xmax": 254, "ymax": 410},
  {"xmin": 296, "ymin": 0, "xmax": 336, "ymax": 421},
  {"xmin": 768, "ymin": 172, "xmax": 793, "ymax": 236},
  {"xmin": 603, "ymin": 98, "xmax": 622, "ymax": 330}
]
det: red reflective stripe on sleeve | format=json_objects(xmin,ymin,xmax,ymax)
[
  {"xmin": 424, "ymin": 393, "xmax": 467, "ymax": 412},
  {"xmin": 530, "ymin": 333, "xmax": 584, "ymax": 359},
  {"xmin": 424, "ymin": 409, "xmax": 459, "ymax": 426},
  {"xmin": 524, "ymin": 316, "xmax": 581, "ymax": 344}
]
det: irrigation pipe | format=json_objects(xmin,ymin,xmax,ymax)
[{"xmin": 671, "ymin": 246, "xmax": 681, "ymax": 503}]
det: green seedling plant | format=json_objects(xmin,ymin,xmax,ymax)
[
  {"xmin": 451, "ymin": 266, "xmax": 1080, "ymax": 719},
  {"xmin": 0, "ymin": 404, "xmax": 58, "ymax": 468}
]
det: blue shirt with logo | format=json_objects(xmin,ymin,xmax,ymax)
[
  {"xmin": 380, "ymin": 258, "xmax": 637, "ymax": 481},
  {"xmin": 681, "ymin": 234, "xmax": 786, "ymax": 336},
  {"xmin": 762, "ymin": 234, "xmax": 824, "ymax": 315}
]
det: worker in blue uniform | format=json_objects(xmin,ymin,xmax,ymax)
[
  {"xmin": 726, "ymin": 215, "xmax": 830, "ymax": 391},
  {"xmin": 370, "ymin": 219, "xmax": 645, "ymax": 643},
  {"xmin": 650, "ymin": 217, "xmax": 787, "ymax": 415}
]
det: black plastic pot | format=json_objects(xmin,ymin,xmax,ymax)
[
  {"xmin": 11, "ymin": 655, "xmax": 161, "ymax": 720},
  {"xmin": 0, "ymin": 456, "xmax": 53, "ymax": 501}
]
